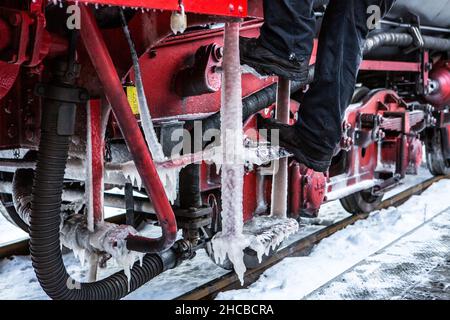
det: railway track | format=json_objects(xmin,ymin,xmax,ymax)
[
  {"xmin": 175, "ymin": 174, "xmax": 450, "ymax": 300},
  {"xmin": 0, "ymin": 174, "xmax": 449, "ymax": 299}
]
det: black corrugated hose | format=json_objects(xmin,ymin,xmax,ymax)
[
  {"xmin": 29, "ymin": 83, "xmax": 177, "ymax": 300},
  {"xmin": 363, "ymin": 32, "xmax": 450, "ymax": 55}
]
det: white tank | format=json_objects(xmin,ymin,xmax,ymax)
[{"xmin": 387, "ymin": 0, "xmax": 450, "ymax": 28}]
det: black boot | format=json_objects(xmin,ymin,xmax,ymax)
[
  {"xmin": 257, "ymin": 114, "xmax": 331, "ymax": 172},
  {"xmin": 240, "ymin": 37, "xmax": 311, "ymax": 83}
]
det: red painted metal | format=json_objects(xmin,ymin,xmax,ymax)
[
  {"xmin": 289, "ymin": 161, "xmax": 326, "ymax": 218},
  {"xmin": 289, "ymin": 162, "xmax": 302, "ymax": 220},
  {"xmin": 0, "ymin": 8, "xmax": 33, "ymax": 65},
  {"xmin": 78, "ymin": 0, "xmax": 248, "ymax": 17},
  {"xmin": 0, "ymin": 61, "xmax": 19, "ymax": 100},
  {"xmin": 174, "ymin": 43, "xmax": 223, "ymax": 97},
  {"xmin": 0, "ymin": 5, "xmax": 67, "ymax": 69},
  {"xmin": 79, "ymin": 5, "xmax": 177, "ymax": 253},
  {"xmin": 426, "ymin": 61, "xmax": 450, "ymax": 107},
  {"xmin": 325, "ymin": 90, "xmax": 415, "ymax": 198},
  {"xmin": 0, "ymin": 18, "xmax": 11, "ymax": 52},
  {"xmin": 87, "ymin": 100, "xmax": 105, "ymax": 227},
  {"xmin": 302, "ymin": 166, "xmax": 326, "ymax": 217},
  {"xmin": 360, "ymin": 60, "xmax": 422, "ymax": 72},
  {"xmin": 0, "ymin": 0, "xmax": 448, "ymax": 259},
  {"xmin": 132, "ymin": 20, "xmax": 275, "ymax": 120}
]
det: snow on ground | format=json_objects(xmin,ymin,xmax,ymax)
[
  {"xmin": 216, "ymin": 178, "xmax": 450, "ymax": 300},
  {"xmin": 306, "ymin": 210, "xmax": 450, "ymax": 299},
  {"xmin": 0, "ymin": 165, "xmax": 443, "ymax": 300}
]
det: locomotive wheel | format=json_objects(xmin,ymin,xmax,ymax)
[
  {"xmin": 0, "ymin": 172, "xmax": 29, "ymax": 233},
  {"xmin": 425, "ymin": 128, "xmax": 450, "ymax": 176},
  {"xmin": 340, "ymin": 188, "xmax": 383, "ymax": 214},
  {"xmin": 339, "ymin": 86, "xmax": 384, "ymax": 214}
]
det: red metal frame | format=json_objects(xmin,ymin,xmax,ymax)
[
  {"xmin": 79, "ymin": 5, "xmax": 177, "ymax": 253},
  {"xmin": 130, "ymin": 20, "xmax": 274, "ymax": 121},
  {"xmin": 0, "ymin": 1, "xmax": 447, "ymax": 254},
  {"xmin": 78, "ymin": 0, "xmax": 248, "ymax": 17},
  {"xmin": 86, "ymin": 99, "xmax": 104, "ymax": 230},
  {"xmin": 360, "ymin": 60, "xmax": 422, "ymax": 72}
]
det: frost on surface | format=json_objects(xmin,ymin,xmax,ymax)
[
  {"xmin": 211, "ymin": 23, "xmax": 249, "ymax": 284},
  {"xmin": 244, "ymin": 216, "xmax": 299, "ymax": 263},
  {"xmin": 121, "ymin": 10, "xmax": 183, "ymax": 203},
  {"xmin": 121, "ymin": 161, "xmax": 181, "ymax": 204},
  {"xmin": 60, "ymin": 214, "xmax": 144, "ymax": 290}
]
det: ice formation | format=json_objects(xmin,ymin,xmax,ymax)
[
  {"xmin": 244, "ymin": 216, "xmax": 299, "ymax": 263},
  {"xmin": 60, "ymin": 214, "xmax": 144, "ymax": 290},
  {"xmin": 120, "ymin": 161, "xmax": 181, "ymax": 204},
  {"xmin": 121, "ymin": 10, "xmax": 183, "ymax": 203},
  {"xmin": 121, "ymin": 10, "xmax": 165, "ymax": 162},
  {"xmin": 211, "ymin": 23, "xmax": 249, "ymax": 285}
]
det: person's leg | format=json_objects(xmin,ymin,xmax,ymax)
[
  {"xmin": 295, "ymin": 0, "xmax": 396, "ymax": 169},
  {"xmin": 259, "ymin": 0, "xmax": 316, "ymax": 62},
  {"xmin": 239, "ymin": 0, "xmax": 315, "ymax": 82}
]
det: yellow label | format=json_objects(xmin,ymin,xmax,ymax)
[{"xmin": 126, "ymin": 86, "xmax": 140, "ymax": 115}]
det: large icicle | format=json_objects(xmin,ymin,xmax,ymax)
[
  {"xmin": 120, "ymin": 10, "xmax": 164, "ymax": 162},
  {"xmin": 121, "ymin": 10, "xmax": 182, "ymax": 202},
  {"xmin": 211, "ymin": 22, "xmax": 249, "ymax": 285}
]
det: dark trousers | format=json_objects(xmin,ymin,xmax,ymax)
[{"xmin": 260, "ymin": 0, "xmax": 395, "ymax": 167}]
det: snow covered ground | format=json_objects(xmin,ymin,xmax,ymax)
[
  {"xmin": 306, "ymin": 209, "xmax": 450, "ymax": 299},
  {"xmin": 1, "ymin": 166, "xmax": 447, "ymax": 300},
  {"xmin": 216, "ymin": 178, "xmax": 450, "ymax": 300}
]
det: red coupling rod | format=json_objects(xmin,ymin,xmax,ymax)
[{"xmin": 79, "ymin": 6, "xmax": 177, "ymax": 253}]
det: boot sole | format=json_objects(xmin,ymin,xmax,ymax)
[{"xmin": 241, "ymin": 57, "xmax": 309, "ymax": 83}]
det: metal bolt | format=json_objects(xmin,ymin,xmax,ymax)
[
  {"xmin": 229, "ymin": 4, "xmax": 235, "ymax": 12},
  {"xmin": 238, "ymin": 5, "xmax": 243, "ymax": 13}
]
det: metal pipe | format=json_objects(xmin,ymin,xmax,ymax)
[
  {"xmin": 270, "ymin": 78, "xmax": 291, "ymax": 218},
  {"xmin": 1, "ymin": 180, "xmax": 155, "ymax": 213},
  {"xmin": 0, "ymin": 158, "xmax": 179, "ymax": 187},
  {"xmin": 79, "ymin": 6, "xmax": 176, "ymax": 253},
  {"xmin": 380, "ymin": 19, "xmax": 450, "ymax": 34}
]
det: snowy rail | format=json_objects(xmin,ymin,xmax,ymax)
[
  {"xmin": 0, "ymin": 174, "xmax": 449, "ymax": 298},
  {"xmin": 174, "ymin": 174, "xmax": 450, "ymax": 300}
]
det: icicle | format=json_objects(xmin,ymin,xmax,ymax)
[
  {"xmin": 120, "ymin": 10, "xmax": 165, "ymax": 162},
  {"xmin": 121, "ymin": 161, "xmax": 181, "ymax": 204},
  {"xmin": 61, "ymin": 215, "xmax": 144, "ymax": 291},
  {"xmin": 119, "ymin": 9, "xmax": 184, "ymax": 204},
  {"xmin": 244, "ymin": 216, "xmax": 299, "ymax": 263},
  {"xmin": 211, "ymin": 22, "xmax": 249, "ymax": 285}
]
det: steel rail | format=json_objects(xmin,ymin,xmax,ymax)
[
  {"xmin": 175, "ymin": 174, "xmax": 450, "ymax": 300},
  {"xmin": 0, "ymin": 174, "xmax": 448, "ymax": 293}
]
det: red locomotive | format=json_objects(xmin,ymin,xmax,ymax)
[{"xmin": 0, "ymin": 0, "xmax": 449, "ymax": 299}]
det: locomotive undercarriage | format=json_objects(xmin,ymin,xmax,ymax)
[{"xmin": 0, "ymin": 0, "xmax": 449, "ymax": 299}]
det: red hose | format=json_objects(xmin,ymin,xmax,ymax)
[{"xmin": 79, "ymin": 6, "xmax": 177, "ymax": 253}]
